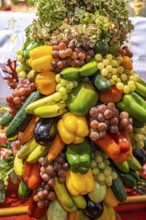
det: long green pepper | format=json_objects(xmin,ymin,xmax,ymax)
[{"xmin": 116, "ymin": 92, "xmax": 146, "ymax": 124}]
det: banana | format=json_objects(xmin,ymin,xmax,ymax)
[
  {"xmin": 71, "ymin": 195, "xmax": 87, "ymax": 209},
  {"xmin": 25, "ymin": 92, "xmax": 59, "ymax": 114},
  {"xmin": 53, "ymin": 177, "xmax": 77, "ymax": 213},
  {"xmin": 98, "ymin": 203, "xmax": 116, "ymax": 220},
  {"xmin": 33, "ymin": 102, "xmax": 67, "ymax": 118},
  {"xmin": 127, "ymin": 156, "xmax": 142, "ymax": 171},
  {"xmin": 103, "ymin": 187, "xmax": 120, "ymax": 208},
  {"xmin": 17, "ymin": 138, "xmax": 38, "ymax": 159},
  {"xmin": 14, "ymin": 153, "xmax": 24, "ymax": 177},
  {"xmin": 26, "ymin": 144, "xmax": 49, "ymax": 163}
]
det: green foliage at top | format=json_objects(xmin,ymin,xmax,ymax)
[{"xmin": 26, "ymin": 0, "xmax": 134, "ymax": 48}]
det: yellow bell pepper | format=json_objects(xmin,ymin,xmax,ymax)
[
  {"xmin": 57, "ymin": 112, "xmax": 89, "ymax": 144},
  {"xmin": 28, "ymin": 45, "xmax": 54, "ymax": 72},
  {"xmin": 66, "ymin": 169, "xmax": 94, "ymax": 196}
]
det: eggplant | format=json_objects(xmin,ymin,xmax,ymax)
[
  {"xmin": 34, "ymin": 118, "xmax": 58, "ymax": 146},
  {"xmin": 133, "ymin": 148, "xmax": 146, "ymax": 166},
  {"xmin": 84, "ymin": 196, "xmax": 104, "ymax": 219}
]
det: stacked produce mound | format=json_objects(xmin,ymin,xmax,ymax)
[{"xmin": 1, "ymin": 0, "xmax": 146, "ymax": 219}]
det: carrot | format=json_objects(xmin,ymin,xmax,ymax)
[
  {"xmin": 20, "ymin": 116, "xmax": 39, "ymax": 143},
  {"xmin": 27, "ymin": 162, "xmax": 42, "ymax": 190},
  {"xmin": 48, "ymin": 133, "xmax": 65, "ymax": 162},
  {"xmin": 68, "ymin": 212, "xmax": 76, "ymax": 220},
  {"xmin": 23, "ymin": 161, "xmax": 32, "ymax": 183}
]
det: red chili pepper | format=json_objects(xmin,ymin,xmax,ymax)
[
  {"xmin": 94, "ymin": 131, "xmax": 132, "ymax": 162},
  {"xmin": 28, "ymin": 195, "xmax": 47, "ymax": 219}
]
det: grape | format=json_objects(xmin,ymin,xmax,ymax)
[
  {"xmin": 53, "ymin": 92, "xmax": 61, "ymax": 102},
  {"xmin": 95, "ymin": 155, "xmax": 103, "ymax": 163},
  {"xmin": 104, "ymin": 109, "xmax": 113, "ymax": 119},
  {"xmin": 92, "ymin": 167, "xmax": 100, "ymax": 175},
  {"xmin": 58, "ymin": 169, "xmax": 66, "ymax": 177},
  {"xmin": 106, "ymin": 54, "xmax": 113, "ymax": 60},
  {"xmin": 90, "ymin": 107, "xmax": 99, "ymax": 117},
  {"xmin": 97, "ymin": 173, "xmax": 105, "ymax": 182},
  {"xmin": 58, "ymin": 42, "xmax": 67, "ymax": 50},
  {"xmin": 120, "ymin": 111, "xmax": 129, "ymax": 119},
  {"xmin": 89, "ymin": 131, "xmax": 99, "ymax": 141},
  {"xmin": 98, "ymin": 162, "xmax": 106, "ymax": 169},
  {"xmin": 110, "ymin": 125, "xmax": 119, "ymax": 134},
  {"xmin": 98, "ymin": 122, "xmax": 107, "ymax": 131},
  {"xmin": 97, "ymin": 113, "xmax": 105, "ymax": 122},
  {"xmin": 59, "ymin": 87, "xmax": 67, "ymax": 95},
  {"xmin": 94, "ymin": 54, "xmax": 102, "ymax": 61},
  {"xmin": 97, "ymin": 62, "xmax": 105, "ymax": 70},
  {"xmin": 106, "ymin": 65, "xmax": 113, "ymax": 72},
  {"xmin": 110, "ymin": 117, "xmax": 119, "ymax": 126},
  {"xmin": 101, "ymin": 68, "xmax": 108, "ymax": 76},
  {"xmin": 58, "ymin": 177, "xmax": 66, "ymax": 184},
  {"xmin": 91, "ymin": 160, "xmax": 97, "ymax": 168},
  {"xmin": 90, "ymin": 120, "xmax": 99, "ymax": 129}
]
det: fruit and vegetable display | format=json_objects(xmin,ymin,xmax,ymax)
[{"xmin": 1, "ymin": 0, "xmax": 146, "ymax": 219}]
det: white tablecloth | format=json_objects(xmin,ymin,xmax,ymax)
[{"xmin": 0, "ymin": 12, "xmax": 146, "ymax": 98}]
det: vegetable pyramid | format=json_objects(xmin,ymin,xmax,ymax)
[{"xmin": 1, "ymin": 0, "xmax": 146, "ymax": 219}]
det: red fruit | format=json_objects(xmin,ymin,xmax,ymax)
[{"xmin": 100, "ymin": 85, "xmax": 123, "ymax": 103}]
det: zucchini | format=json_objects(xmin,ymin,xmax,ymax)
[
  {"xmin": 110, "ymin": 163, "xmax": 127, "ymax": 202},
  {"xmin": 6, "ymin": 91, "xmax": 43, "ymax": 138},
  {"xmin": 0, "ymin": 112, "xmax": 13, "ymax": 127}
]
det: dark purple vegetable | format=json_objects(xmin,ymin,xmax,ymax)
[
  {"xmin": 84, "ymin": 196, "xmax": 103, "ymax": 219},
  {"xmin": 34, "ymin": 118, "xmax": 58, "ymax": 146},
  {"xmin": 133, "ymin": 148, "xmax": 146, "ymax": 166}
]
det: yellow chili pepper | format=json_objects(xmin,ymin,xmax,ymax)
[
  {"xmin": 57, "ymin": 112, "xmax": 89, "ymax": 144},
  {"xmin": 66, "ymin": 169, "xmax": 94, "ymax": 196},
  {"xmin": 28, "ymin": 46, "xmax": 54, "ymax": 72}
]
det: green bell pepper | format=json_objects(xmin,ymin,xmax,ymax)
[
  {"xmin": 66, "ymin": 140, "xmax": 91, "ymax": 174},
  {"xmin": 116, "ymin": 92, "xmax": 146, "ymax": 125},
  {"xmin": 67, "ymin": 82, "xmax": 99, "ymax": 116}
]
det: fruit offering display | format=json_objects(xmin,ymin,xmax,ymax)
[{"xmin": 1, "ymin": 0, "xmax": 146, "ymax": 220}]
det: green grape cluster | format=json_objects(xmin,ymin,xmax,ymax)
[
  {"xmin": 55, "ymin": 74, "xmax": 78, "ymax": 101},
  {"xmin": 95, "ymin": 53, "xmax": 137, "ymax": 93},
  {"xmin": 130, "ymin": 125, "xmax": 146, "ymax": 149},
  {"xmin": 16, "ymin": 50, "xmax": 31, "ymax": 79},
  {"xmin": 91, "ymin": 150, "xmax": 117, "ymax": 186}
]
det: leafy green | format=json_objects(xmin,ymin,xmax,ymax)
[{"xmin": 0, "ymin": 142, "xmax": 17, "ymax": 202}]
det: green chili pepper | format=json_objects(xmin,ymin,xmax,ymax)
[
  {"xmin": 22, "ymin": 40, "xmax": 43, "ymax": 59},
  {"xmin": 66, "ymin": 140, "xmax": 91, "ymax": 174},
  {"xmin": 116, "ymin": 92, "xmax": 146, "ymax": 124}
]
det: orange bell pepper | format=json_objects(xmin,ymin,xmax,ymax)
[
  {"xmin": 35, "ymin": 71, "xmax": 57, "ymax": 95},
  {"xmin": 23, "ymin": 161, "xmax": 42, "ymax": 190},
  {"xmin": 94, "ymin": 131, "xmax": 132, "ymax": 162}
]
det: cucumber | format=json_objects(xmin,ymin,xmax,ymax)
[
  {"xmin": 92, "ymin": 73, "xmax": 111, "ymax": 92},
  {"xmin": 110, "ymin": 163, "xmax": 127, "ymax": 202},
  {"xmin": 129, "ymin": 169, "xmax": 140, "ymax": 182},
  {"xmin": 119, "ymin": 172, "xmax": 137, "ymax": 189},
  {"xmin": 6, "ymin": 91, "xmax": 43, "ymax": 138},
  {"xmin": 0, "ymin": 112, "xmax": 13, "ymax": 127}
]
